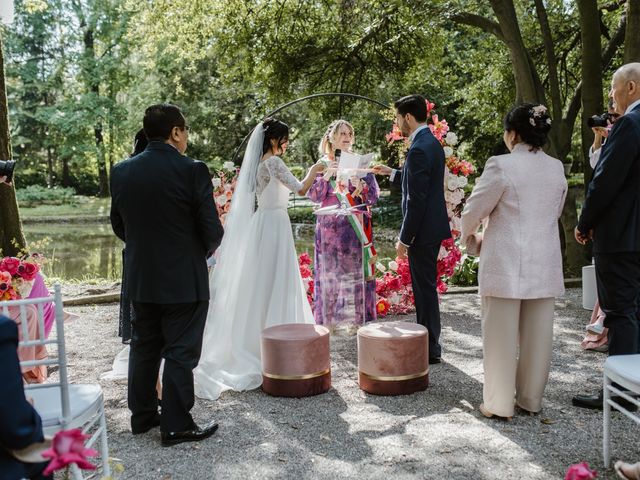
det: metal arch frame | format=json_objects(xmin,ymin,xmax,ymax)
[{"xmin": 231, "ymin": 92, "xmax": 390, "ymax": 164}]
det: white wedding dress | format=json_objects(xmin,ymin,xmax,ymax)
[{"xmin": 194, "ymin": 154, "xmax": 314, "ymax": 400}]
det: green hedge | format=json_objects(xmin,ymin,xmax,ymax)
[{"xmin": 16, "ymin": 185, "xmax": 77, "ymax": 207}]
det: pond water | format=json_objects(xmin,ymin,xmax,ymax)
[{"xmin": 23, "ymin": 223, "xmax": 396, "ymax": 281}]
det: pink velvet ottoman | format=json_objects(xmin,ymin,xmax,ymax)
[
  {"xmin": 357, "ymin": 321, "xmax": 429, "ymax": 395},
  {"xmin": 261, "ymin": 324, "xmax": 331, "ymax": 397}
]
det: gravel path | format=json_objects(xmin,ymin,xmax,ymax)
[{"xmin": 59, "ymin": 288, "xmax": 637, "ymax": 479}]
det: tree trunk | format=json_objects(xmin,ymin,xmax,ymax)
[
  {"xmin": 84, "ymin": 28, "xmax": 109, "ymax": 197},
  {"xmin": 624, "ymin": 0, "xmax": 640, "ymax": 62},
  {"xmin": 577, "ymin": 0, "xmax": 604, "ymax": 184},
  {"xmin": 0, "ymin": 38, "xmax": 27, "ymax": 257},
  {"xmin": 47, "ymin": 145, "xmax": 54, "ymax": 187},
  {"xmin": 61, "ymin": 157, "xmax": 71, "ymax": 187},
  {"xmin": 489, "ymin": 0, "xmax": 541, "ymax": 103}
]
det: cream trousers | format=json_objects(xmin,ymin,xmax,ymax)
[{"xmin": 481, "ymin": 296, "xmax": 555, "ymax": 417}]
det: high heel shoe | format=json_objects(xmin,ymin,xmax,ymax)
[{"xmin": 479, "ymin": 403, "xmax": 512, "ymax": 421}]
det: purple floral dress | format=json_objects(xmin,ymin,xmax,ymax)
[{"xmin": 307, "ymin": 171, "xmax": 380, "ymax": 327}]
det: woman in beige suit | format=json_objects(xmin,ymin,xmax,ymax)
[{"xmin": 461, "ymin": 103, "xmax": 567, "ymax": 419}]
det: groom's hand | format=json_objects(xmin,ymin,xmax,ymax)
[
  {"xmin": 372, "ymin": 165, "xmax": 393, "ymax": 176},
  {"xmin": 396, "ymin": 240, "xmax": 408, "ymax": 259}
]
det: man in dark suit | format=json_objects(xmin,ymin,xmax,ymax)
[
  {"xmin": 374, "ymin": 94, "xmax": 451, "ymax": 363},
  {"xmin": 573, "ymin": 63, "xmax": 640, "ymax": 409},
  {"xmin": 0, "ymin": 315, "xmax": 51, "ymax": 480},
  {"xmin": 110, "ymin": 104, "xmax": 224, "ymax": 445}
]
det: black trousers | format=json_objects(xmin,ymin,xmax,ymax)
[
  {"xmin": 129, "ymin": 301, "xmax": 208, "ymax": 433},
  {"xmin": 408, "ymin": 243, "xmax": 441, "ymax": 358},
  {"xmin": 594, "ymin": 252, "xmax": 640, "ymax": 357}
]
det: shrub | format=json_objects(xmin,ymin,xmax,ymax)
[{"xmin": 16, "ymin": 185, "xmax": 77, "ymax": 207}]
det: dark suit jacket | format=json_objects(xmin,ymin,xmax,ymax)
[
  {"xmin": 0, "ymin": 316, "xmax": 47, "ymax": 480},
  {"xmin": 393, "ymin": 127, "xmax": 451, "ymax": 246},
  {"xmin": 578, "ymin": 104, "xmax": 640, "ymax": 253},
  {"xmin": 110, "ymin": 142, "xmax": 224, "ymax": 303}
]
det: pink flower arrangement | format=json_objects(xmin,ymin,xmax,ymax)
[
  {"xmin": 565, "ymin": 463, "xmax": 597, "ymax": 480},
  {"xmin": 0, "ymin": 256, "xmax": 42, "ymax": 301},
  {"xmin": 298, "ymin": 254, "xmax": 315, "ymax": 309},
  {"xmin": 42, "ymin": 429, "xmax": 98, "ymax": 476}
]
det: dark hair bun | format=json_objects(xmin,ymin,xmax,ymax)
[
  {"xmin": 503, "ymin": 103, "xmax": 552, "ymax": 149},
  {"xmin": 261, "ymin": 117, "xmax": 289, "ymax": 155}
]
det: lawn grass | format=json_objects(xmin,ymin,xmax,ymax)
[{"xmin": 19, "ymin": 197, "xmax": 111, "ymax": 219}]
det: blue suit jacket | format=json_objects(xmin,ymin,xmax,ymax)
[
  {"xmin": 0, "ymin": 316, "xmax": 47, "ymax": 480},
  {"xmin": 578, "ymin": 104, "xmax": 640, "ymax": 253},
  {"xmin": 393, "ymin": 127, "xmax": 451, "ymax": 246}
]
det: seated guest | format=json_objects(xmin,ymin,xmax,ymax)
[
  {"xmin": 0, "ymin": 315, "xmax": 52, "ymax": 479},
  {"xmin": 461, "ymin": 103, "xmax": 567, "ymax": 419}
]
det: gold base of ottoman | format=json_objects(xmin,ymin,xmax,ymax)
[
  {"xmin": 262, "ymin": 370, "xmax": 331, "ymax": 397},
  {"xmin": 359, "ymin": 370, "xmax": 429, "ymax": 396}
]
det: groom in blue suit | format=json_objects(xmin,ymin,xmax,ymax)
[{"xmin": 375, "ymin": 95, "xmax": 451, "ymax": 363}]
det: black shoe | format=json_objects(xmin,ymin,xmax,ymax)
[
  {"xmin": 132, "ymin": 414, "xmax": 161, "ymax": 435},
  {"xmin": 161, "ymin": 421, "xmax": 219, "ymax": 447},
  {"xmin": 429, "ymin": 357, "xmax": 442, "ymax": 365},
  {"xmin": 572, "ymin": 392, "xmax": 638, "ymax": 411}
]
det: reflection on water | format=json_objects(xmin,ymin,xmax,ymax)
[{"xmin": 24, "ymin": 223, "xmax": 396, "ymax": 281}]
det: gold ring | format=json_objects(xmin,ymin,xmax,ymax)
[
  {"xmin": 263, "ymin": 368, "xmax": 331, "ymax": 381},
  {"xmin": 359, "ymin": 369, "xmax": 429, "ymax": 382}
]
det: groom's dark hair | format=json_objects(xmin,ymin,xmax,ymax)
[
  {"xmin": 143, "ymin": 104, "xmax": 186, "ymax": 141},
  {"xmin": 394, "ymin": 95, "xmax": 428, "ymax": 122}
]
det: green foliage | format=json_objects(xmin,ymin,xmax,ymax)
[
  {"xmin": 287, "ymin": 206, "xmax": 315, "ymax": 225},
  {"xmin": 16, "ymin": 185, "xmax": 76, "ymax": 206},
  {"xmin": 450, "ymin": 253, "xmax": 479, "ymax": 286}
]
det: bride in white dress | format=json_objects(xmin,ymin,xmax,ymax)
[{"xmin": 194, "ymin": 118, "xmax": 325, "ymax": 400}]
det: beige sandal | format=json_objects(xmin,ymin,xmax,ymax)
[
  {"xmin": 479, "ymin": 403, "xmax": 512, "ymax": 421},
  {"xmin": 615, "ymin": 461, "xmax": 640, "ymax": 480}
]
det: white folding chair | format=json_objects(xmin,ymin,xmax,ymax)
[
  {"xmin": 1, "ymin": 284, "xmax": 110, "ymax": 479},
  {"xmin": 603, "ymin": 354, "xmax": 640, "ymax": 468}
]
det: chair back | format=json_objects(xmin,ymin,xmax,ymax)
[{"xmin": 0, "ymin": 284, "xmax": 71, "ymax": 427}]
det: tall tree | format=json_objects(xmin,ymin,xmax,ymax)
[
  {"xmin": 0, "ymin": 36, "xmax": 27, "ymax": 256},
  {"xmin": 624, "ymin": 0, "xmax": 640, "ymax": 62}
]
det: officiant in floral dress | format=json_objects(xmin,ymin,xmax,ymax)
[{"xmin": 308, "ymin": 120, "xmax": 379, "ymax": 332}]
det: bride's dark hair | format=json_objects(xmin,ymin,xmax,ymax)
[{"xmin": 262, "ymin": 117, "xmax": 289, "ymax": 155}]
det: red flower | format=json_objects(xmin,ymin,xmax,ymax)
[
  {"xmin": 0, "ymin": 257, "xmax": 20, "ymax": 276},
  {"xmin": 42, "ymin": 429, "xmax": 98, "ymax": 475},
  {"xmin": 299, "ymin": 253, "xmax": 312, "ymax": 266},
  {"xmin": 17, "ymin": 261, "xmax": 39, "ymax": 281},
  {"xmin": 565, "ymin": 463, "xmax": 597, "ymax": 480},
  {"xmin": 299, "ymin": 265, "xmax": 312, "ymax": 279},
  {"xmin": 437, "ymin": 279, "xmax": 448, "ymax": 294},
  {"xmin": 376, "ymin": 298, "xmax": 391, "ymax": 316},
  {"xmin": 307, "ymin": 279, "xmax": 314, "ymax": 295}
]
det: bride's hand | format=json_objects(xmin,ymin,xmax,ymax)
[{"xmin": 310, "ymin": 161, "xmax": 326, "ymax": 174}]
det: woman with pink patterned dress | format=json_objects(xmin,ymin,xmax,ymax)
[{"xmin": 308, "ymin": 120, "xmax": 379, "ymax": 333}]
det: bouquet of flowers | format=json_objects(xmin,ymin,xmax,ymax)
[
  {"xmin": 211, "ymin": 161, "xmax": 239, "ymax": 224},
  {"xmin": 0, "ymin": 255, "xmax": 42, "ymax": 301},
  {"xmin": 374, "ymin": 257, "xmax": 415, "ymax": 316},
  {"xmin": 385, "ymin": 99, "xmax": 475, "ymax": 293}
]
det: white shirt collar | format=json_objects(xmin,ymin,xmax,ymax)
[
  {"xmin": 625, "ymin": 99, "xmax": 640, "ymax": 115},
  {"xmin": 409, "ymin": 124, "xmax": 429, "ymax": 143}
]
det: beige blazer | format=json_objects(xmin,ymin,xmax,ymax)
[{"xmin": 461, "ymin": 143, "xmax": 567, "ymax": 299}]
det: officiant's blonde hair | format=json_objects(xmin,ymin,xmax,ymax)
[{"xmin": 319, "ymin": 119, "xmax": 354, "ymax": 156}]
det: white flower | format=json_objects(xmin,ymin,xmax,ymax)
[
  {"xmin": 388, "ymin": 260, "xmax": 398, "ymax": 272},
  {"xmin": 437, "ymin": 245, "xmax": 448, "ymax": 260},
  {"xmin": 215, "ymin": 195, "xmax": 228, "ymax": 206},
  {"xmin": 446, "ymin": 174, "xmax": 467, "ymax": 191},
  {"xmin": 445, "ymin": 189, "xmax": 465, "ymax": 205},
  {"xmin": 222, "ymin": 161, "xmax": 235, "ymax": 171},
  {"xmin": 443, "ymin": 146, "xmax": 454, "ymax": 157},
  {"xmin": 376, "ymin": 262, "xmax": 386, "ymax": 272},
  {"xmin": 211, "ymin": 178, "xmax": 222, "ymax": 188},
  {"xmin": 388, "ymin": 293, "xmax": 401, "ymax": 304},
  {"xmin": 445, "ymin": 132, "xmax": 458, "ymax": 145}
]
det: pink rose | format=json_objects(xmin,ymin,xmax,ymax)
[
  {"xmin": 565, "ymin": 462, "xmax": 597, "ymax": 480},
  {"xmin": 299, "ymin": 253, "xmax": 312, "ymax": 266},
  {"xmin": 299, "ymin": 265, "xmax": 312, "ymax": 279},
  {"xmin": 0, "ymin": 257, "xmax": 20, "ymax": 276},
  {"xmin": 42, "ymin": 429, "xmax": 98, "ymax": 475}
]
